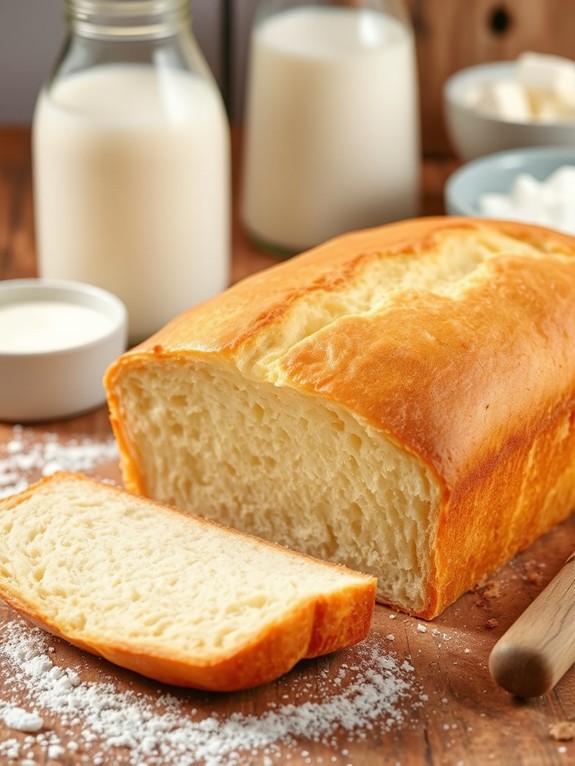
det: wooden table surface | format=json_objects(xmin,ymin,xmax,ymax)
[{"xmin": 1, "ymin": 127, "xmax": 575, "ymax": 766}]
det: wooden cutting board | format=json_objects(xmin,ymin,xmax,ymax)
[{"xmin": 1, "ymin": 413, "xmax": 574, "ymax": 766}]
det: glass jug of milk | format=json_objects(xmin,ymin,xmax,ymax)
[
  {"xmin": 33, "ymin": 0, "xmax": 230, "ymax": 344},
  {"xmin": 242, "ymin": 0, "xmax": 420, "ymax": 258}
]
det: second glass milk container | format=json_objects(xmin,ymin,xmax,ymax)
[
  {"xmin": 33, "ymin": 0, "xmax": 230, "ymax": 344},
  {"xmin": 242, "ymin": 0, "xmax": 420, "ymax": 258}
]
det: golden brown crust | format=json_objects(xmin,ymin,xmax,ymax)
[
  {"xmin": 0, "ymin": 473, "xmax": 376, "ymax": 691},
  {"xmin": 105, "ymin": 216, "xmax": 575, "ymax": 360},
  {"xmin": 281, "ymin": 253, "xmax": 575, "ymax": 485},
  {"xmin": 1, "ymin": 587, "xmax": 371, "ymax": 691},
  {"xmin": 427, "ymin": 409, "xmax": 575, "ymax": 619},
  {"xmin": 104, "ymin": 217, "xmax": 575, "ymax": 618}
]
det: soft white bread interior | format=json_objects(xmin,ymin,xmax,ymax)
[
  {"xmin": 0, "ymin": 472, "xmax": 376, "ymax": 691},
  {"xmin": 105, "ymin": 217, "xmax": 575, "ymax": 619}
]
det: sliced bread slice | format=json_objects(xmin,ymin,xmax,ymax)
[{"xmin": 0, "ymin": 472, "xmax": 376, "ymax": 691}]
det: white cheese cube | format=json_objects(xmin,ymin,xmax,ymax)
[
  {"xmin": 542, "ymin": 197, "xmax": 575, "ymax": 235},
  {"xmin": 477, "ymin": 193, "xmax": 515, "ymax": 218},
  {"xmin": 553, "ymin": 69, "xmax": 575, "ymax": 110},
  {"xmin": 517, "ymin": 52, "xmax": 575, "ymax": 92},
  {"xmin": 558, "ymin": 209, "xmax": 575, "ymax": 235},
  {"xmin": 541, "ymin": 166, "xmax": 575, "ymax": 204},
  {"xmin": 517, "ymin": 51, "xmax": 575, "ymax": 113},
  {"xmin": 534, "ymin": 93, "xmax": 571, "ymax": 122},
  {"xmin": 475, "ymin": 80, "xmax": 532, "ymax": 122},
  {"xmin": 510, "ymin": 173, "xmax": 543, "ymax": 208},
  {"xmin": 477, "ymin": 166, "xmax": 575, "ymax": 235}
]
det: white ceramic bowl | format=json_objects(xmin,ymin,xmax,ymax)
[
  {"xmin": 0, "ymin": 279, "xmax": 127, "ymax": 422},
  {"xmin": 444, "ymin": 145, "xmax": 575, "ymax": 219},
  {"xmin": 444, "ymin": 61, "xmax": 575, "ymax": 161}
]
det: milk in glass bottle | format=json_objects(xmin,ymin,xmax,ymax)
[
  {"xmin": 242, "ymin": 0, "xmax": 420, "ymax": 258},
  {"xmin": 33, "ymin": 0, "xmax": 230, "ymax": 344}
]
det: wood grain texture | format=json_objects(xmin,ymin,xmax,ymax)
[
  {"xmin": 1, "ymin": 126, "xmax": 575, "ymax": 764},
  {"xmin": 0, "ymin": 128, "xmax": 35, "ymax": 280}
]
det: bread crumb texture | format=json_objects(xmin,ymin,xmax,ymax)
[
  {"xmin": 0, "ymin": 473, "xmax": 375, "ymax": 690},
  {"xmin": 549, "ymin": 721, "xmax": 575, "ymax": 741}
]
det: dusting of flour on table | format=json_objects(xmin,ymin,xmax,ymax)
[
  {"xmin": 0, "ymin": 705, "xmax": 43, "ymax": 732},
  {"xmin": 0, "ymin": 425, "xmax": 118, "ymax": 498},
  {"xmin": 0, "ymin": 618, "xmax": 422, "ymax": 765}
]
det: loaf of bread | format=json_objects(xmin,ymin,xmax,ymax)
[
  {"xmin": 0, "ymin": 472, "xmax": 375, "ymax": 691},
  {"xmin": 105, "ymin": 217, "xmax": 575, "ymax": 619}
]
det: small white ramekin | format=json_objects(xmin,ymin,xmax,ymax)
[{"xmin": 0, "ymin": 279, "xmax": 127, "ymax": 422}]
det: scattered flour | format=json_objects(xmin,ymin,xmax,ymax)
[
  {"xmin": 0, "ymin": 706, "xmax": 43, "ymax": 733},
  {"xmin": 0, "ymin": 425, "xmax": 118, "ymax": 498},
  {"xmin": 0, "ymin": 618, "xmax": 422, "ymax": 765}
]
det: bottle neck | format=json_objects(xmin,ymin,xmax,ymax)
[{"xmin": 65, "ymin": 0, "xmax": 191, "ymax": 39}]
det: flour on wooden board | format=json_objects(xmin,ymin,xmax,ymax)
[
  {"xmin": 0, "ymin": 426, "xmax": 118, "ymax": 498},
  {"xmin": 0, "ymin": 619, "xmax": 424, "ymax": 765}
]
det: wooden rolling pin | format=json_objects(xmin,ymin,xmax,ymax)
[{"xmin": 489, "ymin": 552, "xmax": 575, "ymax": 697}]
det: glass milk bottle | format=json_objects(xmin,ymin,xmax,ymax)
[
  {"xmin": 242, "ymin": 0, "xmax": 420, "ymax": 258},
  {"xmin": 33, "ymin": 0, "xmax": 230, "ymax": 344}
]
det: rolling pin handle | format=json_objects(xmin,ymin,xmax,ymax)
[{"xmin": 489, "ymin": 553, "xmax": 575, "ymax": 698}]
